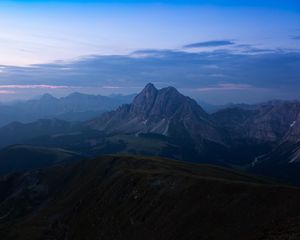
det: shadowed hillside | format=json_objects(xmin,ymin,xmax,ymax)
[
  {"xmin": 0, "ymin": 145, "xmax": 83, "ymax": 175},
  {"xmin": 1, "ymin": 155, "xmax": 300, "ymax": 240}
]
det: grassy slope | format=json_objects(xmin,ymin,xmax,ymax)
[
  {"xmin": 1, "ymin": 155, "xmax": 300, "ymax": 240},
  {"xmin": 0, "ymin": 145, "xmax": 82, "ymax": 175}
]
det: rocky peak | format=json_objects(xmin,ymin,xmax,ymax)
[
  {"xmin": 134, "ymin": 83, "xmax": 157, "ymax": 102},
  {"xmin": 87, "ymin": 83, "xmax": 223, "ymax": 144},
  {"xmin": 132, "ymin": 83, "xmax": 158, "ymax": 115},
  {"xmin": 158, "ymin": 86, "xmax": 184, "ymax": 101},
  {"xmin": 40, "ymin": 93, "xmax": 57, "ymax": 101},
  {"xmin": 144, "ymin": 82, "xmax": 157, "ymax": 92},
  {"xmin": 131, "ymin": 83, "xmax": 192, "ymax": 118}
]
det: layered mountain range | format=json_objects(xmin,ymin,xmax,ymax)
[
  {"xmin": 1, "ymin": 84, "xmax": 300, "ymax": 239},
  {"xmin": 0, "ymin": 83, "xmax": 299, "ymax": 184},
  {"xmin": 0, "ymin": 92, "xmax": 134, "ymax": 127}
]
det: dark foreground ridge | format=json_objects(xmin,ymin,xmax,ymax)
[{"xmin": 1, "ymin": 155, "xmax": 300, "ymax": 240}]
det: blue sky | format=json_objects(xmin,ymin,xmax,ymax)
[{"xmin": 0, "ymin": 0, "xmax": 300, "ymax": 103}]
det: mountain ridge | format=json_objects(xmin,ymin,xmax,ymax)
[
  {"xmin": 0, "ymin": 92, "xmax": 135, "ymax": 126},
  {"xmin": 2, "ymin": 155, "xmax": 300, "ymax": 240}
]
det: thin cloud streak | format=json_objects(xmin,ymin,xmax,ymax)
[
  {"xmin": 0, "ymin": 90, "xmax": 15, "ymax": 94},
  {"xmin": 194, "ymin": 84, "xmax": 264, "ymax": 92},
  {"xmin": 0, "ymin": 85, "xmax": 72, "ymax": 89},
  {"xmin": 183, "ymin": 40, "xmax": 235, "ymax": 48},
  {"xmin": 0, "ymin": 47, "xmax": 299, "ymax": 103},
  {"xmin": 292, "ymin": 35, "xmax": 300, "ymax": 40}
]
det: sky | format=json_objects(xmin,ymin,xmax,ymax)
[{"xmin": 0, "ymin": 0, "xmax": 300, "ymax": 104}]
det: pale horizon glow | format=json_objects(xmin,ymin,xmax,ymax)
[{"xmin": 0, "ymin": 85, "xmax": 71, "ymax": 89}]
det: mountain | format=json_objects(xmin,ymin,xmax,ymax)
[
  {"xmin": 0, "ymin": 145, "xmax": 82, "ymax": 175},
  {"xmin": 1, "ymin": 155, "xmax": 300, "ymax": 240},
  {"xmin": 0, "ymin": 118, "xmax": 108, "ymax": 156},
  {"xmin": 213, "ymin": 100, "xmax": 300, "ymax": 144},
  {"xmin": 250, "ymin": 108, "xmax": 300, "ymax": 185},
  {"xmin": 87, "ymin": 83, "xmax": 223, "ymax": 145},
  {"xmin": 0, "ymin": 84, "xmax": 299, "ymax": 185},
  {"xmin": 0, "ymin": 92, "xmax": 135, "ymax": 127},
  {"xmin": 211, "ymin": 101, "xmax": 300, "ymax": 184}
]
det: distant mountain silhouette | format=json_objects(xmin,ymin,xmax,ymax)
[{"xmin": 0, "ymin": 92, "xmax": 135, "ymax": 126}]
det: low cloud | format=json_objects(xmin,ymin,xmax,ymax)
[
  {"xmin": 194, "ymin": 84, "xmax": 258, "ymax": 92},
  {"xmin": 0, "ymin": 47, "xmax": 300, "ymax": 103},
  {"xmin": 292, "ymin": 35, "xmax": 300, "ymax": 40},
  {"xmin": 0, "ymin": 85, "xmax": 71, "ymax": 89},
  {"xmin": 183, "ymin": 40, "xmax": 235, "ymax": 48},
  {"xmin": 0, "ymin": 90, "xmax": 15, "ymax": 94}
]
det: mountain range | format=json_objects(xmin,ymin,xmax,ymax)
[
  {"xmin": 1, "ymin": 83, "xmax": 300, "ymax": 239},
  {"xmin": 87, "ymin": 83, "xmax": 223, "ymax": 148},
  {"xmin": 0, "ymin": 83, "xmax": 299, "ymax": 185},
  {"xmin": 0, "ymin": 92, "xmax": 135, "ymax": 127}
]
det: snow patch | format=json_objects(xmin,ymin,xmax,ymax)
[
  {"xmin": 163, "ymin": 121, "xmax": 169, "ymax": 136},
  {"xmin": 252, "ymin": 157, "xmax": 259, "ymax": 167},
  {"xmin": 290, "ymin": 121, "xmax": 296, "ymax": 128},
  {"xmin": 289, "ymin": 149, "xmax": 300, "ymax": 164}
]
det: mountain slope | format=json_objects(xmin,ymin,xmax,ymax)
[
  {"xmin": 0, "ymin": 145, "xmax": 82, "ymax": 175},
  {"xmin": 213, "ymin": 100, "xmax": 300, "ymax": 143},
  {"xmin": 212, "ymin": 101, "xmax": 300, "ymax": 166},
  {"xmin": 0, "ymin": 119, "xmax": 81, "ymax": 148},
  {"xmin": 1, "ymin": 155, "xmax": 300, "ymax": 240},
  {"xmin": 252, "ymin": 141, "xmax": 300, "ymax": 185}
]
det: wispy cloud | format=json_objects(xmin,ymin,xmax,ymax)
[
  {"xmin": 194, "ymin": 84, "xmax": 260, "ymax": 92},
  {"xmin": 0, "ymin": 47, "xmax": 300, "ymax": 103},
  {"xmin": 183, "ymin": 40, "xmax": 235, "ymax": 48},
  {"xmin": 0, "ymin": 90, "xmax": 15, "ymax": 94},
  {"xmin": 292, "ymin": 35, "xmax": 300, "ymax": 40},
  {"xmin": 0, "ymin": 85, "xmax": 71, "ymax": 89}
]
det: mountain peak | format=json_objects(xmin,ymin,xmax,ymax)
[
  {"xmin": 68, "ymin": 92, "xmax": 85, "ymax": 97},
  {"xmin": 160, "ymin": 86, "xmax": 181, "ymax": 97},
  {"xmin": 132, "ymin": 83, "xmax": 158, "ymax": 109},
  {"xmin": 144, "ymin": 83, "xmax": 157, "ymax": 92},
  {"xmin": 40, "ymin": 93, "xmax": 57, "ymax": 101},
  {"xmin": 87, "ymin": 83, "xmax": 222, "ymax": 144},
  {"xmin": 138, "ymin": 83, "xmax": 158, "ymax": 97}
]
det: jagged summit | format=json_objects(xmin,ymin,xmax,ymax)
[
  {"xmin": 144, "ymin": 82, "xmax": 157, "ymax": 91},
  {"xmin": 132, "ymin": 83, "xmax": 158, "ymax": 114},
  {"xmin": 40, "ymin": 93, "xmax": 57, "ymax": 101}
]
